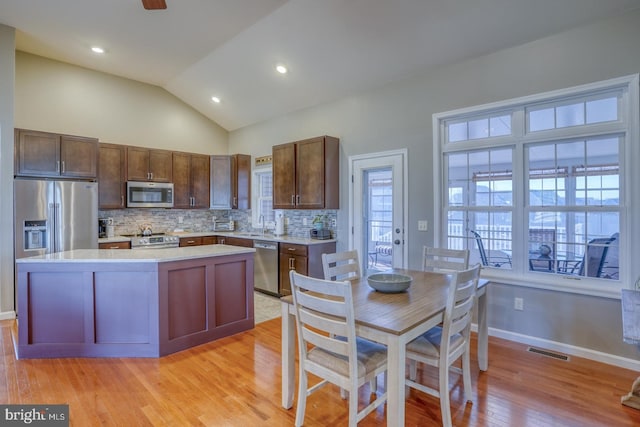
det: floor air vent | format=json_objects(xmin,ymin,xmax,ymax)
[{"xmin": 527, "ymin": 347, "xmax": 569, "ymax": 361}]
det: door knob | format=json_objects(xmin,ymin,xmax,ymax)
[{"xmin": 394, "ymin": 239, "xmax": 400, "ymax": 245}]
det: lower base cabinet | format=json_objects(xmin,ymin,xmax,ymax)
[{"xmin": 279, "ymin": 241, "xmax": 336, "ymax": 296}]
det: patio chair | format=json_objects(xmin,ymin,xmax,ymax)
[
  {"xmin": 567, "ymin": 235, "xmax": 617, "ymax": 278},
  {"xmin": 405, "ymin": 264, "xmax": 481, "ymax": 427},
  {"xmin": 470, "ymin": 230, "xmax": 511, "ymax": 267},
  {"xmin": 290, "ymin": 271, "xmax": 388, "ymax": 427},
  {"xmin": 422, "ymin": 246, "xmax": 470, "ymax": 273}
]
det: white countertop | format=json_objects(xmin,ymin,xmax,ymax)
[
  {"xmin": 16, "ymin": 245, "xmax": 255, "ymax": 264},
  {"xmin": 98, "ymin": 231, "xmax": 336, "ymax": 245}
]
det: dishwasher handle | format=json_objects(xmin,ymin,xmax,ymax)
[{"xmin": 254, "ymin": 241, "xmax": 278, "ymax": 250}]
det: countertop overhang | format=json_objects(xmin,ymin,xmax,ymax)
[{"xmin": 16, "ymin": 245, "xmax": 255, "ymax": 264}]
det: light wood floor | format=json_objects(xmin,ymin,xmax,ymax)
[{"xmin": 2, "ymin": 318, "xmax": 640, "ymax": 426}]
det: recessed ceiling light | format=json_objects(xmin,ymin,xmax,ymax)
[
  {"xmin": 276, "ymin": 65, "xmax": 288, "ymax": 74},
  {"xmin": 91, "ymin": 46, "xmax": 105, "ymax": 54},
  {"xmin": 211, "ymin": 96, "xmax": 221, "ymax": 103}
]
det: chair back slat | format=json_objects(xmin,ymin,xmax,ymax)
[
  {"xmin": 440, "ymin": 264, "xmax": 481, "ymax": 355},
  {"xmin": 322, "ymin": 250, "xmax": 361, "ymax": 282},
  {"xmin": 423, "ymin": 246, "xmax": 470, "ymax": 273},
  {"xmin": 302, "ymin": 327, "xmax": 350, "ymax": 357}
]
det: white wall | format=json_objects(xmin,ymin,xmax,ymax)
[
  {"xmin": 15, "ymin": 52, "xmax": 228, "ymax": 154},
  {"xmin": 0, "ymin": 25, "xmax": 15, "ymax": 318},
  {"xmin": 229, "ymin": 10, "xmax": 640, "ymax": 362}
]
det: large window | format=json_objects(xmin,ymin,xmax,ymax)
[{"xmin": 435, "ymin": 75, "xmax": 638, "ymax": 296}]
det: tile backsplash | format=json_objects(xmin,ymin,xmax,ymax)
[{"xmin": 98, "ymin": 209, "xmax": 337, "ymax": 238}]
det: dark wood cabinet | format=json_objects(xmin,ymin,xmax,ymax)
[
  {"xmin": 173, "ymin": 152, "xmax": 210, "ymax": 209},
  {"xmin": 210, "ymin": 154, "xmax": 251, "ymax": 209},
  {"xmin": 278, "ymin": 241, "xmax": 336, "ymax": 296},
  {"xmin": 202, "ymin": 236, "xmax": 217, "ymax": 245},
  {"xmin": 98, "ymin": 143, "xmax": 127, "ymax": 209},
  {"xmin": 179, "ymin": 237, "xmax": 203, "ymax": 247},
  {"xmin": 272, "ymin": 135, "xmax": 339, "ymax": 209},
  {"xmin": 98, "ymin": 241, "xmax": 131, "ymax": 249},
  {"xmin": 222, "ymin": 236, "xmax": 254, "ymax": 248},
  {"xmin": 127, "ymin": 146, "xmax": 172, "ymax": 182},
  {"xmin": 15, "ymin": 129, "xmax": 98, "ymax": 179}
]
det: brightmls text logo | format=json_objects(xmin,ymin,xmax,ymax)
[{"xmin": 0, "ymin": 405, "xmax": 68, "ymax": 426}]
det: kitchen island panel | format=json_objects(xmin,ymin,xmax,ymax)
[
  {"xmin": 27, "ymin": 271, "xmax": 88, "ymax": 344},
  {"xmin": 213, "ymin": 257, "xmax": 249, "ymax": 327},
  {"xmin": 158, "ymin": 253, "xmax": 254, "ymax": 356},
  {"xmin": 94, "ymin": 271, "xmax": 156, "ymax": 344},
  {"xmin": 168, "ymin": 265, "xmax": 207, "ymax": 339}
]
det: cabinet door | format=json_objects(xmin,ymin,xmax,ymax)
[
  {"xmin": 98, "ymin": 241, "xmax": 131, "ymax": 249},
  {"xmin": 15, "ymin": 129, "xmax": 60, "ymax": 177},
  {"xmin": 279, "ymin": 254, "xmax": 307, "ymax": 296},
  {"xmin": 179, "ymin": 237, "xmax": 203, "ymax": 247},
  {"xmin": 202, "ymin": 236, "xmax": 217, "ymax": 245},
  {"xmin": 149, "ymin": 150, "xmax": 173, "ymax": 182},
  {"xmin": 233, "ymin": 154, "xmax": 251, "ymax": 209},
  {"xmin": 127, "ymin": 147, "xmax": 150, "ymax": 181},
  {"xmin": 98, "ymin": 143, "xmax": 126, "ymax": 209},
  {"xmin": 296, "ymin": 137, "xmax": 326, "ymax": 209},
  {"xmin": 172, "ymin": 152, "xmax": 191, "ymax": 208},
  {"xmin": 272, "ymin": 143, "xmax": 296, "ymax": 209},
  {"xmin": 210, "ymin": 155, "xmax": 232, "ymax": 209},
  {"xmin": 60, "ymin": 135, "xmax": 98, "ymax": 178},
  {"xmin": 190, "ymin": 154, "xmax": 210, "ymax": 208}
]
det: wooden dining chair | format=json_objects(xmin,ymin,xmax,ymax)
[
  {"xmin": 405, "ymin": 264, "xmax": 481, "ymax": 427},
  {"xmin": 322, "ymin": 250, "xmax": 380, "ymax": 392},
  {"xmin": 322, "ymin": 250, "xmax": 361, "ymax": 282},
  {"xmin": 290, "ymin": 271, "xmax": 388, "ymax": 427},
  {"xmin": 422, "ymin": 246, "xmax": 470, "ymax": 273}
]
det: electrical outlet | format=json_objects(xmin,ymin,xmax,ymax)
[
  {"xmin": 418, "ymin": 220, "xmax": 428, "ymax": 231},
  {"xmin": 331, "ymin": 218, "xmax": 336, "ymax": 227},
  {"xmin": 514, "ymin": 297, "xmax": 524, "ymax": 311},
  {"xmin": 178, "ymin": 216, "xmax": 184, "ymax": 224},
  {"xmin": 303, "ymin": 218, "xmax": 308, "ymax": 226}
]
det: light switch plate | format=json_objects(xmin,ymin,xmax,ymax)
[{"xmin": 418, "ymin": 220, "xmax": 428, "ymax": 231}]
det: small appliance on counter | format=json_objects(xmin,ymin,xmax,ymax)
[
  {"xmin": 213, "ymin": 220, "xmax": 235, "ymax": 231},
  {"xmin": 310, "ymin": 228, "xmax": 332, "ymax": 240}
]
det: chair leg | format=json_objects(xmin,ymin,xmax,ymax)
[
  {"xmin": 348, "ymin": 382, "xmax": 359, "ymax": 427},
  {"xmin": 462, "ymin": 348, "xmax": 472, "ymax": 402},
  {"xmin": 439, "ymin": 367, "xmax": 452, "ymax": 427},
  {"xmin": 409, "ymin": 359, "xmax": 417, "ymax": 380},
  {"xmin": 295, "ymin": 372, "xmax": 308, "ymax": 427}
]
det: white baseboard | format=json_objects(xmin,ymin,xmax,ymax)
[
  {"xmin": 0, "ymin": 310, "xmax": 16, "ymax": 321},
  {"xmin": 472, "ymin": 324, "xmax": 640, "ymax": 371}
]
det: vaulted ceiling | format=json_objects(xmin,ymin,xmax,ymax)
[{"xmin": 2, "ymin": 0, "xmax": 639, "ymax": 131}]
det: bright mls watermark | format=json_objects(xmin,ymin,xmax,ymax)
[{"xmin": 0, "ymin": 405, "xmax": 68, "ymax": 426}]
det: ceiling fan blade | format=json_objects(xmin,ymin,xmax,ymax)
[{"xmin": 142, "ymin": 0, "xmax": 167, "ymax": 10}]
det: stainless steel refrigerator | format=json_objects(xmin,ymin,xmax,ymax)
[{"xmin": 14, "ymin": 179, "xmax": 98, "ymax": 260}]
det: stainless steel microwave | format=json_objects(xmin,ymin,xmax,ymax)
[{"xmin": 127, "ymin": 181, "xmax": 174, "ymax": 208}]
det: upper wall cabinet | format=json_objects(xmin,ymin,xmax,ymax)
[
  {"xmin": 98, "ymin": 143, "xmax": 127, "ymax": 209},
  {"xmin": 272, "ymin": 135, "xmax": 339, "ymax": 209},
  {"xmin": 126, "ymin": 146, "xmax": 172, "ymax": 182},
  {"xmin": 15, "ymin": 129, "xmax": 98, "ymax": 179},
  {"xmin": 173, "ymin": 152, "xmax": 210, "ymax": 209},
  {"xmin": 210, "ymin": 154, "xmax": 251, "ymax": 210}
]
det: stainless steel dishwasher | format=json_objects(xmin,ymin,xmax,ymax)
[{"xmin": 253, "ymin": 240, "xmax": 279, "ymax": 295}]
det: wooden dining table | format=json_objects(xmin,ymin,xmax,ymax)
[{"xmin": 280, "ymin": 268, "xmax": 489, "ymax": 427}]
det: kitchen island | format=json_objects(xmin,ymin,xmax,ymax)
[{"xmin": 16, "ymin": 245, "xmax": 254, "ymax": 359}]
